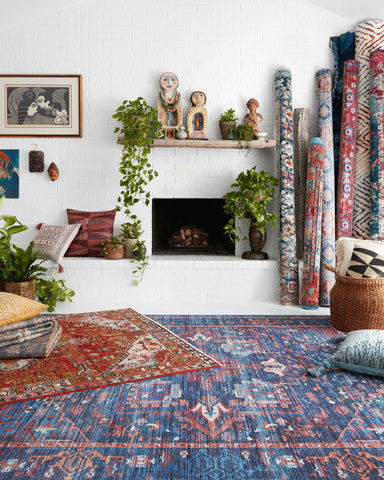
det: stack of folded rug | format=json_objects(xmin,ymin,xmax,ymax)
[{"xmin": 0, "ymin": 292, "xmax": 61, "ymax": 359}]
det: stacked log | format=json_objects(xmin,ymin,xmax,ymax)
[{"xmin": 168, "ymin": 225, "xmax": 209, "ymax": 247}]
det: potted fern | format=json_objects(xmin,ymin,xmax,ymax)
[
  {"xmin": 113, "ymin": 97, "xmax": 161, "ymax": 283},
  {"xmin": 223, "ymin": 167, "xmax": 278, "ymax": 260}
]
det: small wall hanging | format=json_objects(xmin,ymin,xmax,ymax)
[
  {"xmin": 48, "ymin": 162, "xmax": 59, "ymax": 181},
  {"xmin": 29, "ymin": 148, "xmax": 44, "ymax": 172}
]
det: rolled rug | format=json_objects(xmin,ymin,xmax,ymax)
[
  {"xmin": 301, "ymin": 138, "xmax": 324, "ymax": 309},
  {"xmin": 337, "ymin": 60, "xmax": 359, "ymax": 239},
  {"xmin": 275, "ymin": 67, "xmax": 299, "ymax": 305},
  {"xmin": 369, "ymin": 49, "xmax": 384, "ymax": 240},
  {"xmin": 0, "ymin": 320, "xmax": 61, "ymax": 359}
]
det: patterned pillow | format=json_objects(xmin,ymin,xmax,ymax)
[
  {"xmin": 345, "ymin": 247, "xmax": 384, "ymax": 278},
  {"xmin": 335, "ymin": 237, "xmax": 384, "ymax": 275},
  {"xmin": 32, "ymin": 224, "xmax": 81, "ymax": 263},
  {"xmin": 0, "ymin": 292, "xmax": 47, "ymax": 327},
  {"xmin": 325, "ymin": 330, "xmax": 384, "ymax": 377},
  {"xmin": 65, "ymin": 209, "xmax": 116, "ymax": 257}
]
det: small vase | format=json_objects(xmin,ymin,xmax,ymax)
[
  {"xmin": 242, "ymin": 226, "xmax": 268, "ymax": 260},
  {"xmin": 123, "ymin": 238, "xmax": 137, "ymax": 258}
]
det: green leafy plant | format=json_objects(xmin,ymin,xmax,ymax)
[
  {"xmin": 100, "ymin": 236, "xmax": 124, "ymax": 256},
  {"xmin": 223, "ymin": 167, "xmax": 279, "ymax": 243},
  {"xmin": 120, "ymin": 220, "xmax": 143, "ymax": 239},
  {"xmin": 219, "ymin": 108, "xmax": 239, "ymax": 123},
  {"xmin": 0, "ymin": 194, "xmax": 28, "ymax": 251},
  {"xmin": 35, "ymin": 269, "xmax": 75, "ymax": 312},
  {"xmin": 233, "ymin": 124, "xmax": 254, "ymax": 141},
  {"xmin": 131, "ymin": 240, "xmax": 147, "ymax": 286},
  {"xmin": 0, "ymin": 242, "xmax": 47, "ymax": 282},
  {"xmin": 113, "ymin": 97, "xmax": 161, "ymax": 284}
]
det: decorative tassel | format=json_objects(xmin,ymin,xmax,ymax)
[
  {"xmin": 58, "ymin": 264, "xmax": 64, "ymax": 273},
  {"xmin": 307, "ymin": 365, "xmax": 326, "ymax": 377},
  {"xmin": 35, "ymin": 223, "xmax": 43, "ymax": 230}
]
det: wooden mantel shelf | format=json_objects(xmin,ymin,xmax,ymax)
[{"xmin": 151, "ymin": 139, "xmax": 276, "ymax": 149}]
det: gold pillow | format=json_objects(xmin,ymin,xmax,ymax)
[{"xmin": 0, "ymin": 292, "xmax": 47, "ymax": 326}]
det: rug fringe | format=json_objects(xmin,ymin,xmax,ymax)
[{"xmin": 307, "ymin": 365, "xmax": 326, "ymax": 377}]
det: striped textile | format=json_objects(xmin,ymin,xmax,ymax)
[
  {"xmin": 353, "ymin": 20, "xmax": 384, "ymax": 239},
  {"xmin": 275, "ymin": 68, "xmax": 299, "ymax": 305},
  {"xmin": 294, "ymin": 108, "xmax": 310, "ymax": 259},
  {"xmin": 316, "ymin": 69, "xmax": 336, "ymax": 307},
  {"xmin": 337, "ymin": 60, "xmax": 359, "ymax": 239},
  {"xmin": 301, "ymin": 138, "xmax": 324, "ymax": 309},
  {"xmin": 370, "ymin": 49, "xmax": 384, "ymax": 240}
]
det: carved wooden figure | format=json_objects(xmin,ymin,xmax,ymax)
[
  {"xmin": 187, "ymin": 91, "xmax": 208, "ymax": 139},
  {"xmin": 157, "ymin": 72, "xmax": 183, "ymax": 139},
  {"xmin": 244, "ymin": 98, "xmax": 263, "ymax": 135},
  {"xmin": 48, "ymin": 162, "xmax": 59, "ymax": 181}
]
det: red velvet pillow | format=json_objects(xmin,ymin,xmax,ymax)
[{"xmin": 65, "ymin": 209, "xmax": 116, "ymax": 257}]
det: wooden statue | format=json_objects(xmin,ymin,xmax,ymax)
[
  {"xmin": 244, "ymin": 98, "xmax": 263, "ymax": 135},
  {"xmin": 157, "ymin": 72, "xmax": 183, "ymax": 139},
  {"xmin": 187, "ymin": 91, "xmax": 208, "ymax": 139}
]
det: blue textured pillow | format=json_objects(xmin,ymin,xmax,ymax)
[{"xmin": 308, "ymin": 329, "xmax": 384, "ymax": 377}]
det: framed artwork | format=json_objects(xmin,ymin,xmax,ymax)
[
  {"xmin": 0, "ymin": 75, "xmax": 82, "ymax": 137},
  {"xmin": 0, "ymin": 150, "xmax": 19, "ymax": 198}
]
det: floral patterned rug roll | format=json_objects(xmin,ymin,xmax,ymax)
[
  {"xmin": 336, "ymin": 60, "xmax": 359, "ymax": 239},
  {"xmin": 353, "ymin": 20, "xmax": 384, "ymax": 239},
  {"xmin": 370, "ymin": 49, "xmax": 384, "ymax": 240},
  {"xmin": 275, "ymin": 68, "xmax": 299, "ymax": 305},
  {"xmin": 301, "ymin": 138, "xmax": 324, "ymax": 309},
  {"xmin": 294, "ymin": 108, "xmax": 310, "ymax": 259},
  {"xmin": 316, "ymin": 69, "xmax": 336, "ymax": 307}
]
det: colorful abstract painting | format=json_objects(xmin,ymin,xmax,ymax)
[{"xmin": 0, "ymin": 149, "xmax": 19, "ymax": 198}]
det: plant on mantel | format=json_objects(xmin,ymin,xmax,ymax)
[{"xmin": 113, "ymin": 97, "xmax": 161, "ymax": 284}]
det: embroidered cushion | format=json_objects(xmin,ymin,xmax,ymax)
[
  {"xmin": 32, "ymin": 224, "xmax": 81, "ymax": 263},
  {"xmin": 65, "ymin": 209, "xmax": 116, "ymax": 257},
  {"xmin": 324, "ymin": 330, "xmax": 384, "ymax": 377},
  {"xmin": 0, "ymin": 292, "xmax": 47, "ymax": 327},
  {"xmin": 345, "ymin": 247, "xmax": 384, "ymax": 278},
  {"xmin": 335, "ymin": 237, "xmax": 384, "ymax": 275}
]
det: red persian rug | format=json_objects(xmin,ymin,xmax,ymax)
[{"xmin": 0, "ymin": 308, "xmax": 220, "ymax": 404}]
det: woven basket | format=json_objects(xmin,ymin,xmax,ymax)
[
  {"xmin": 4, "ymin": 280, "xmax": 35, "ymax": 301},
  {"xmin": 325, "ymin": 264, "xmax": 384, "ymax": 332}
]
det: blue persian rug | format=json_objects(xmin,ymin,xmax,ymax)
[{"xmin": 1, "ymin": 314, "xmax": 384, "ymax": 479}]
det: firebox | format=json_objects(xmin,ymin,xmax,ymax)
[{"xmin": 152, "ymin": 198, "xmax": 235, "ymax": 255}]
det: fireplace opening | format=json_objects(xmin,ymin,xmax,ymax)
[{"xmin": 152, "ymin": 198, "xmax": 235, "ymax": 255}]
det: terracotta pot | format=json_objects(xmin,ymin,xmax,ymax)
[
  {"xmin": 242, "ymin": 226, "xmax": 268, "ymax": 260},
  {"xmin": 219, "ymin": 121, "xmax": 236, "ymax": 140},
  {"xmin": 103, "ymin": 244, "xmax": 124, "ymax": 260},
  {"xmin": 123, "ymin": 238, "xmax": 137, "ymax": 258}
]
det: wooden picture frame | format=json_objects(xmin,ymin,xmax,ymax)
[{"xmin": 0, "ymin": 74, "xmax": 82, "ymax": 137}]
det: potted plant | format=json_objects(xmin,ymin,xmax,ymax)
[
  {"xmin": 233, "ymin": 124, "xmax": 255, "ymax": 142},
  {"xmin": 35, "ymin": 269, "xmax": 75, "ymax": 312},
  {"xmin": 120, "ymin": 220, "xmax": 142, "ymax": 258},
  {"xmin": 223, "ymin": 167, "xmax": 279, "ymax": 260},
  {"xmin": 113, "ymin": 96, "xmax": 161, "ymax": 282},
  {"xmin": 219, "ymin": 108, "xmax": 239, "ymax": 140},
  {"xmin": 0, "ymin": 242, "xmax": 48, "ymax": 299},
  {"xmin": 131, "ymin": 240, "xmax": 148, "ymax": 286},
  {"xmin": 100, "ymin": 236, "xmax": 125, "ymax": 260}
]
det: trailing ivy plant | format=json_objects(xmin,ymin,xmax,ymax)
[
  {"xmin": 35, "ymin": 269, "xmax": 75, "ymax": 312},
  {"xmin": 113, "ymin": 97, "xmax": 161, "ymax": 284}
]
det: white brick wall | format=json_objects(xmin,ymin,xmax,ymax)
[{"xmin": 0, "ymin": 0, "xmax": 358, "ymax": 313}]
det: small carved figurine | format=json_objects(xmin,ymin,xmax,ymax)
[
  {"xmin": 157, "ymin": 72, "xmax": 183, "ymax": 139},
  {"xmin": 244, "ymin": 98, "xmax": 263, "ymax": 135},
  {"xmin": 187, "ymin": 91, "xmax": 208, "ymax": 139},
  {"xmin": 48, "ymin": 162, "xmax": 59, "ymax": 181}
]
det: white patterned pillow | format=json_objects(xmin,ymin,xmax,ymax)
[
  {"xmin": 346, "ymin": 247, "xmax": 384, "ymax": 278},
  {"xmin": 32, "ymin": 224, "xmax": 81, "ymax": 263},
  {"xmin": 335, "ymin": 237, "xmax": 384, "ymax": 275}
]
